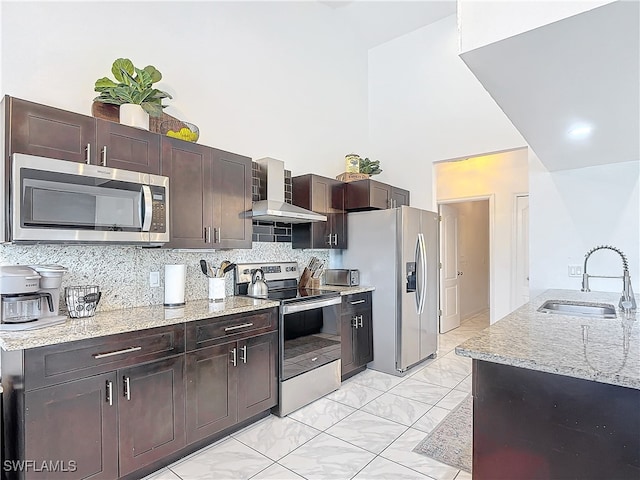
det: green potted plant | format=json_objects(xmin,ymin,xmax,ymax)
[{"xmin": 93, "ymin": 58, "xmax": 172, "ymax": 129}]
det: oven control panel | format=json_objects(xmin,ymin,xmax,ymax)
[{"xmin": 235, "ymin": 262, "xmax": 299, "ymax": 284}]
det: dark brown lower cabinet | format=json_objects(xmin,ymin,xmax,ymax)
[
  {"xmin": 186, "ymin": 332, "xmax": 278, "ymax": 444},
  {"xmin": 2, "ymin": 312, "xmax": 278, "ymax": 480},
  {"xmin": 118, "ymin": 356, "xmax": 185, "ymax": 476},
  {"xmin": 24, "ymin": 373, "xmax": 118, "ymax": 480},
  {"xmin": 473, "ymin": 360, "xmax": 640, "ymax": 479},
  {"xmin": 341, "ymin": 292, "xmax": 373, "ymax": 380},
  {"xmin": 22, "ymin": 357, "xmax": 185, "ymax": 480}
]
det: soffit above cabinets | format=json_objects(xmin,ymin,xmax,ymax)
[{"xmin": 460, "ymin": 1, "xmax": 639, "ymax": 172}]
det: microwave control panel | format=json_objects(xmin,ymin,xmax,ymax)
[{"xmin": 150, "ymin": 186, "xmax": 167, "ymax": 233}]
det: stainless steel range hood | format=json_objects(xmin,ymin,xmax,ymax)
[{"xmin": 252, "ymin": 158, "xmax": 326, "ymax": 224}]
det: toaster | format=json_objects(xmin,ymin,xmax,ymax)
[{"xmin": 324, "ymin": 269, "xmax": 360, "ymax": 287}]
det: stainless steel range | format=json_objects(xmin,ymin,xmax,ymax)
[{"xmin": 234, "ymin": 262, "xmax": 342, "ymax": 416}]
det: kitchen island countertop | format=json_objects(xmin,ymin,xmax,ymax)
[
  {"xmin": 456, "ymin": 289, "xmax": 639, "ymax": 389},
  {"xmin": 0, "ymin": 296, "xmax": 279, "ymax": 351}
]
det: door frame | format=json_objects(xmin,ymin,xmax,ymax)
[
  {"xmin": 438, "ymin": 194, "xmax": 495, "ymax": 324},
  {"xmin": 512, "ymin": 193, "xmax": 530, "ymax": 309}
]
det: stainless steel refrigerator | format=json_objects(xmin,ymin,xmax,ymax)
[{"xmin": 340, "ymin": 206, "xmax": 439, "ymax": 376}]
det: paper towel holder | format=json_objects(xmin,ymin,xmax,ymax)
[{"xmin": 164, "ymin": 264, "xmax": 186, "ymax": 307}]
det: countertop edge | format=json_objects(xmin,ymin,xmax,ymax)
[{"xmin": 0, "ymin": 298, "xmax": 280, "ymax": 351}]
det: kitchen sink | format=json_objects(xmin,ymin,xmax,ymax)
[{"xmin": 537, "ymin": 300, "xmax": 617, "ymax": 319}]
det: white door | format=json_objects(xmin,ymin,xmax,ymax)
[
  {"xmin": 439, "ymin": 203, "xmax": 460, "ymax": 333},
  {"xmin": 514, "ymin": 195, "xmax": 530, "ymax": 307}
]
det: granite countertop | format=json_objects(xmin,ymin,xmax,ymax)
[
  {"xmin": 321, "ymin": 285, "xmax": 375, "ymax": 295},
  {"xmin": 0, "ymin": 296, "xmax": 279, "ymax": 351},
  {"xmin": 456, "ymin": 289, "xmax": 639, "ymax": 390}
]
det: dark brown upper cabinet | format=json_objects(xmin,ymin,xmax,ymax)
[
  {"xmin": 345, "ymin": 178, "xmax": 410, "ymax": 211},
  {"xmin": 161, "ymin": 137, "xmax": 252, "ymax": 249},
  {"xmin": 4, "ymin": 95, "xmax": 161, "ymax": 174},
  {"xmin": 291, "ymin": 174, "xmax": 347, "ymax": 249}
]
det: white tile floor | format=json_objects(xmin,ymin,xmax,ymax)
[{"xmin": 144, "ymin": 311, "xmax": 489, "ymax": 480}]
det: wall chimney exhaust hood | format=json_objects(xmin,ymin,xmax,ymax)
[{"xmin": 251, "ymin": 158, "xmax": 327, "ymax": 224}]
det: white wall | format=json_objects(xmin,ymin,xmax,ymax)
[
  {"xmin": 458, "ymin": 0, "xmax": 615, "ymax": 53},
  {"xmin": 436, "ymin": 148, "xmax": 529, "ymax": 323},
  {"xmin": 367, "ymin": 14, "xmax": 525, "ymax": 210},
  {"xmin": 451, "ymin": 200, "xmax": 490, "ymax": 319},
  {"xmin": 0, "ymin": 1, "xmax": 369, "ymax": 178},
  {"xmin": 529, "ymin": 152, "xmax": 639, "ymax": 299}
]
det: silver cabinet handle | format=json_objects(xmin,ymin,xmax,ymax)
[
  {"xmin": 351, "ymin": 316, "xmax": 358, "ymax": 328},
  {"xmin": 204, "ymin": 226, "xmax": 212, "ymax": 243},
  {"xmin": 101, "ymin": 145, "xmax": 107, "ymax": 166},
  {"xmin": 85, "ymin": 143, "xmax": 91, "ymax": 164},
  {"xmin": 123, "ymin": 376, "xmax": 131, "ymax": 401},
  {"xmin": 231, "ymin": 347, "xmax": 237, "ymax": 367},
  {"xmin": 333, "ymin": 233, "xmax": 338, "ymax": 245},
  {"xmin": 350, "ymin": 300, "xmax": 365, "ymax": 305},
  {"xmin": 358, "ymin": 315, "xmax": 364, "ymax": 328},
  {"xmin": 327, "ymin": 234, "xmax": 333, "ymax": 246},
  {"xmin": 106, "ymin": 380, "xmax": 113, "ymax": 406},
  {"xmin": 224, "ymin": 322, "xmax": 254, "ymax": 332},
  {"xmin": 240, "ymin": 345, "xmax": 247, "ymax": 364},
  {"xmin": 93, "ymin": 346, "xmax": 142, "ymax": 359},
  {"xmin": 214, "ymin": 227, "xmax": 220, "ymax": 244}
]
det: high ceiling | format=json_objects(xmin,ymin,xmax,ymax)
[{"xmin": 318, "ymin": 0, "xmax": 456, "ymax": 49}]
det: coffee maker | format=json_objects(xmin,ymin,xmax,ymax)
[{"xmin": 0, "ymin": 264, "xmax": 67, "ymax": 330}]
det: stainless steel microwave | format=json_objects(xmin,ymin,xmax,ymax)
[{"xmin": 7, "ymin": 153, "xmax": 169, "ymax": 245}]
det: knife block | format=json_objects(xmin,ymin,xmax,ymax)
[{"xmin": 298, "ymin": 268, "xmax": 320, "ymax": 289}]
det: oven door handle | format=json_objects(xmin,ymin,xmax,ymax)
[{"xmin": 281, "ymin": 296, "xmax": 342, "ymax": 314}]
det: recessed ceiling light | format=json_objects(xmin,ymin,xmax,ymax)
[{"xmin": 568, "ymin": 125, "xmax": 593, "ymax": 139}]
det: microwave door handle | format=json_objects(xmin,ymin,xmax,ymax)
[{"xmin": 141, "ymin": 185, "xmax": 153, "ymax": 232}]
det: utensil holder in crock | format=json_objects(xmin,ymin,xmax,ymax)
[{"xmin": 65, "ymin": 285, "xmax": 101, "ymax": 318}]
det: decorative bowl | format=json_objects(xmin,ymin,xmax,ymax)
[{"xmin": 161, "ymin": 121, "xmax": 199, "ymax": 142}]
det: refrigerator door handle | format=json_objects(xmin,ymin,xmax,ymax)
[
  {"xmin": 415, "ymin": 235, "xmax": 422, "ymax": 313},
  {"xmin": 417, "ymin": 233, "xmax": 428, "ymax": 314}
]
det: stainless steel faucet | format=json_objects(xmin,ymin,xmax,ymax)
[{"xmin": 582, "ymin": 245, "xmax": 637, "ymax": 312}]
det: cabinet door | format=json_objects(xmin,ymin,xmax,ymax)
[
  {"xmin": 211, "ymin": 148, "xmax": 252, "ymax": 249},
  {"xmin": 161, "ymin": 137, "xmax": 213, "ymax": 248},
  {"xmin": 340, "ymin": 314, "xmax": 356, "ymax": 377},
  {"xmin": 118, "ymin": 356, "xmax": 186, "ymax": 476},
  {"xmin": 391, "ymin": 187, "xmax": 410, "ymax": 208},
  {"xmin": 310, "ymin": 176, "xmax": 332, "ymax": 247},
  {"xmin": 355, "ymin": 309, "xmax": 374, "ymax": 367},
  {"xmin": 95, "ymin": 119, "xmax": 160, "ymax": 174},
  {"xmin": 237, "ymin": 332, "xmax": 278, "ymax": 421},
  {"xmin": 292, "ymin": 175, "xmax": 347, "ymax": 249},
  {"xmin": 346, "ymin": 179, "xmax": 391, "ymax": 211},
  {"xmin": 24, "ymin": 372, "xmax": 118, "ymax": 479},
  {"xmin": 369, "ymin": 180, "xmax": 392, "ymax": 209},
  {"xmin": 185, "ymin": 342, "xmax": 238, "ymax": 444},
  {"xmin": 9, "ymin": 97, "xmax": 96, "ymax": 164}
]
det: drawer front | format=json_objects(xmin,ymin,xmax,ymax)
[
  {"xmin": 25, "ymin": 324, "xmax": 185, "ymax": 390},
  {"xmin": 186, "ymin": 308, "xmax": 277, "ymax": 351},
  {"xmin": 342, "ymin": 292, "xmax": 372, "ymax": 315}
]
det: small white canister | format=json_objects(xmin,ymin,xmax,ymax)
[
  {"xmin": 164, "ymin": 264, "xmax": 186, "ymax": 307},
  {"xmin": 208, "ymin": 277, "xmax": 225, "ymax": 302}
]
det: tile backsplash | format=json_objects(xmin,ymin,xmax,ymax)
[
  {"xmin": 251, "ymin": 161, "xmax": 293, "ymax": 243},
  {"xmin": 0, "ymin": 243, "xmax": 329, "ymax": 312}
]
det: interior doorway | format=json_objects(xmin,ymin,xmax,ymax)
[
  {"xmin": 434, "ymin": 147, "xmax": 529, "ymax": 328},
  {"xmin": 438, "ymin": 198, "xmax": 490, "ymax": 333}
]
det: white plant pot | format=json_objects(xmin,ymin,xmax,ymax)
[{"xmin": 119, "ymin": 104, "xmax": 150, "ymax": 130}]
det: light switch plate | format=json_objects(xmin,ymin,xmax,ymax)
[
  {"xmin": 568, "ymin": 265, "xmax": 583, "ymax": 277},
  {"xmin": 149, "ymin": 271, "xmax": 160, "ymax": 287}
]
